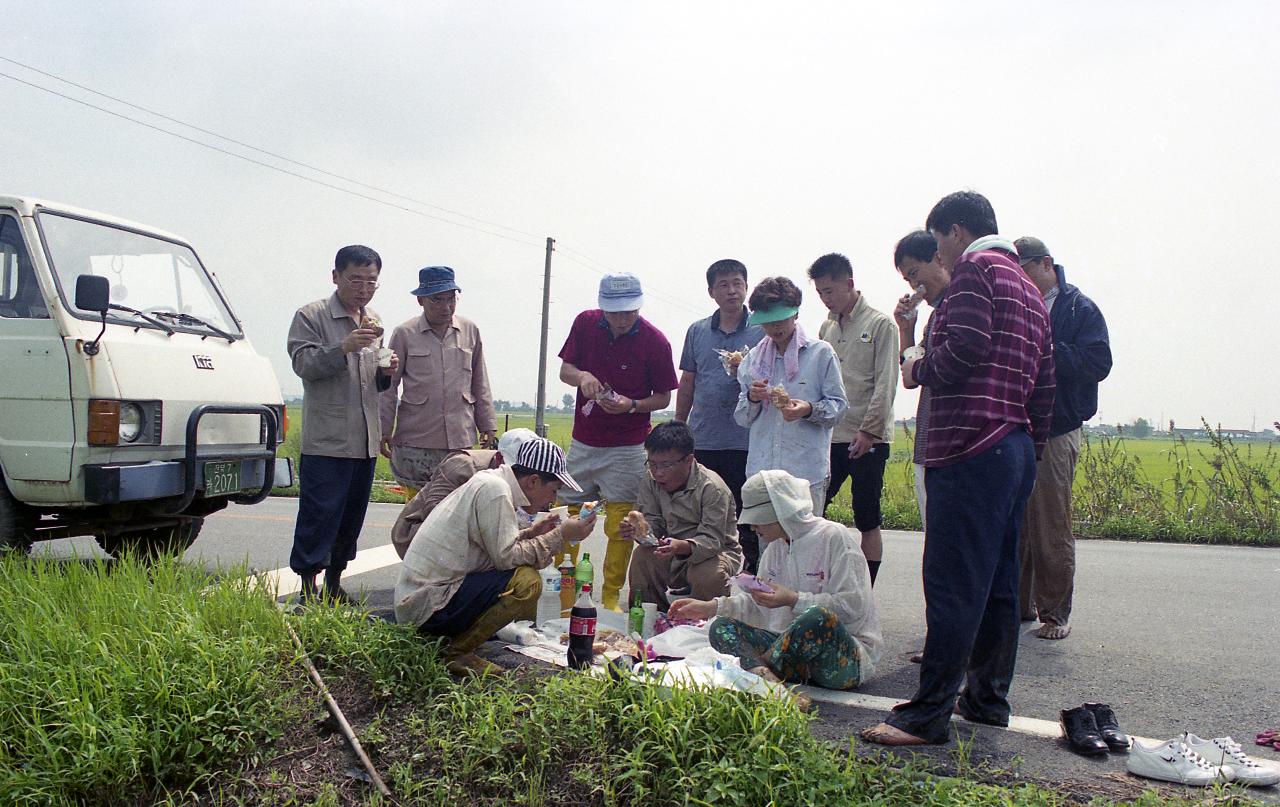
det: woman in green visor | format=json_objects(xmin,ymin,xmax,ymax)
[{"xmin": 734, "ymin": 276, "xmax": 847, "ymax": 514}]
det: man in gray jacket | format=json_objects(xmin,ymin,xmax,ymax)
[{"xmin": 286, "ymin": 245, "xmax": 397, "ymax": 603}]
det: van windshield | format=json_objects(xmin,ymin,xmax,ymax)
[{"xmin": 39, "ymin": 212, "xmax": 241, "ymax": 337}]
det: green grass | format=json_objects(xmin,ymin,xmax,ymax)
[{"xmin": 1, "ymin": 557, "xmax": 1256, "ymax": 806}]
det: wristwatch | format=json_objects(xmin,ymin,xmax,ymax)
[
  {"xmin": 900, "ymin": 345, "xmax": 924, "ymax": 365},
  {"xmin": 627, "ymin": 398, "xmax": 638, "ymax": 414}
]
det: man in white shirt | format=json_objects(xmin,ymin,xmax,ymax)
[{"xmin": 395, "ymin": 438, "xmax": 596, "ymax": 675}]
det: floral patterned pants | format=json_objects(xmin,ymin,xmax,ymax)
[{"xmin": 708, "ymin": 605, "xmax": 863, "ymax": 690}]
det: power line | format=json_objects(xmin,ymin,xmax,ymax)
[
  {"xmin": 0, "ymin": 60, "xmax": 707, "ymax": 318},
  {"xmin": 0, "ymin": 55, "xmax": 543, "ymax": 243},
  {"xmin": 0, "ymin": 69, "xmax": 544, "ymax": 249}
]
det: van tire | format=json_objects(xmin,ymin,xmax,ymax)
[
  {"xmin": 96, "ymin": 518, "xmax": 203, "ymax": 560},
  {"xmin": 0, "ymin": 478, "xmax": 34, "ymax": 555}
]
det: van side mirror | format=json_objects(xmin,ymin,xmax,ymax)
[
  {"xmin": 76, "ymin": 274, "xmax": 110, "ymax": 356},
  {"xmin": 75, "ymin": 274, "xmax": 110, "ymax": 313}
]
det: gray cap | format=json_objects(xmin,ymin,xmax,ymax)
[
  {"xmin": 737, "ymin": 475, "xmax": 778, "ymax": 525},
  {"xmin": 1014, "ymin": 236, "xmax": 1052, "ymax": 262}
]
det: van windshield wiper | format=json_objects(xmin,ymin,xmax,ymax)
[
  {"xmin": 151, "ymin": 311, "xmax": 238, "ymax": 343},
  {"xmin": 108, "ymin": 303, "xmax": 176, "ymax": 335}
]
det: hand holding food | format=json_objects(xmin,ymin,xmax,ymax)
[
  {"xmin": 779, "ymin": 399, "xmax": 812, "ymax": 422},
  {"xmin": 769, "ymin": 384, "xmax": 792, "ymax": 408},
  {"xmin": 748, "ymin": 378, "xmax": 770, "ymax": 403},
  {"xmin": 620, "ymin": 510, "xmax": 651, "ymax": 542}
]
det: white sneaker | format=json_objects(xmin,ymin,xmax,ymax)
[
  {"xmin": 1182, "ymin": 733, "xmax": 1280, "ymax": 787},
  {"xmin": 1126, "ymin": 737, "xmax": 1232, "ymax": 787}
]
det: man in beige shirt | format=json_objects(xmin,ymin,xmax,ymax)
[
  {"xmin": 620, "ymin": 422, "xmax": 743, "ymax": 610},
  {"xmin": 287, "ymin": 245, "xmax": 398, "ymax": 603},
  {"xmin": 396, "ymin": 438, "xmax": 596, "ymax": 676},
  {"xmin": 809, "ymin": 253, "xmax": 898, "ymax": 584},
  {"xmin": 390, "ymin": 428, "xmax": 539, "ymax": 558},
  {"xmin": 380, "ymin": 266, "xmax": 497, "ymax": 494}
]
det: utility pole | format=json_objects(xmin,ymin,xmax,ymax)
[{"xmin": 535, "ymin": 237, "xmax": 554, "ymax": 438}]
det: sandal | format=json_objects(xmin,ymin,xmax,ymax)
[{"xmin": 1257, "ymin": 729, "xmax": 1278, "ymax": 746}]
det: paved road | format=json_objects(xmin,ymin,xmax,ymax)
[{"xmin": 38, "ymin": 497, "xmax": 1280, "ymax": 801}]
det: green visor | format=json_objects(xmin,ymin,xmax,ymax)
[{"xmin": 747, "ymin": 305, "xmax": 800, "ymax": 326}]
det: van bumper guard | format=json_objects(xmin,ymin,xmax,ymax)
[{"xmin": 83, "ymin": 404, "xmax": 288, "ymax": 510}]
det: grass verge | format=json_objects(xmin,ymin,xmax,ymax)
[{"xmin": 1, "ymin": 556, "xmax": 1263, "ymax": 806}]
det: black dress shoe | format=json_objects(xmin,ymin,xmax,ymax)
[
  {"xmin": 1083, "ymin": 702, "xmax": 1130, "ymax": 751},
  {"xmin": 1060, "ymin": 706, "xmax": 1109, "ymax": 756}
]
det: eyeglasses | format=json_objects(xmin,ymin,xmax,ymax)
[
  {"xmin": 645, "ymin": 455, "xmax": 690, "ymax": 471},
  {"xmin": 343, "ymin": 278, "xmax": 381, "ymax": 289}
]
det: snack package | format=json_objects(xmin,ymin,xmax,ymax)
[
  {"xmin": 580, "ymin": 386, "xmax": 622, "ymax": 416},
  {"xmin": 358, "ymin": 309, "xmax": 384, "ymax": 338},
  {"xmin": 769, "ymin": 384, "xmax": 791, "ymax": 408},
  {"xmin": 579, "ymin": 499, "xmax": 606, "ymax": 520},
  {"xmin": 623, "ymin": 511, "xmax": 656, "ymax": 545},
  {"xmin": 730, "ymin": 573, "xmax": 775, "ymax": 594},
  {"xmin": 714, "ymin": 347, "xmax": 748, "ymax": 377}
]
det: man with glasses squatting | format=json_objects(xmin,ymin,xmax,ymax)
[
  {"xmin": 556, "ymin": 273, "xmax": 679, "ymax": 611},
  {"xmin": 619, "ymin": 421, "xmax": 744, "ymax": 611},
  {"xmin": 380, "ymin": 266, "xmax": 497, "ymax": 496},
  {"xmin": 286, "ymin": 246, "xmax": 399, "ymax": 603}
]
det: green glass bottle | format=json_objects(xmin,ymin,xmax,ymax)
[
  {"xmin": 628, "ymin": 589, "xmax": 645, "ymax": 636},
  {"xmin": 574, "ymin": 552, "xmax": 593, "ymax": 597}
]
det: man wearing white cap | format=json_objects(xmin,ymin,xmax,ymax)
[
  {"xmin": 557, "ymin": 272, "xmax": 680, "ymax": 610},
  {"xmin": 395, "ymin": 437, "xmax": 597, "ymax": 676},
  {"xmin": 390, "ymin": 428, "xmax": 539, "ymax": 559}
]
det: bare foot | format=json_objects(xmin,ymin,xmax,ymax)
[
  {"xmin": 860, "ymin": 722, "xmax": 930, "ymax": 746},
  {"xmin": 748, "ymin": 665, "xmax": 782, "ymax": 684},
  {"xmin": 1036, "ymin": 622, "xmax": 1071, "ymax": 640}
]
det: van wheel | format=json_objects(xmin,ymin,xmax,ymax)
[
  {"xmin": 96, "ymin": 518, "xmax": 203, "ymax": 560},
  {"xmin": 0, "ymin": 480, "xmax": 34, "ymax": 556}
]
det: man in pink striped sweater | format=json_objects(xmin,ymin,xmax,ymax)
[{"xmin": 863, "ymin": 191, "xmax": 1056, "ymax": 747}]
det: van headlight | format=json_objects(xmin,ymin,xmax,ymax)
[
  {"xmin": 88, "ymin": 399, "xmax": 162, "ymax": 446},
  {"xmin": 119, "ymin": 402, "xmax": 145, "ymax": 443}
]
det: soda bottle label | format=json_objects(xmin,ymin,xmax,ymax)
[{"xmin": 568, "ymin": 616, "xmax": 596, "ymax": 636}]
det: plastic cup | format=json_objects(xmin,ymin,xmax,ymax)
[
  {"xmin": 641, "ymin": 603, "xmax": 658, "ymax": 639},
  {"xmin": 376, "ymin": 347, "xmax": 394, "ymax": 368}
]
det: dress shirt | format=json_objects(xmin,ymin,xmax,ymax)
[
  {"xmin": 678, "ymin": 308, "xmax": 764, "ymax": 451},
  {"xmin": 734, "ymin": 338, "xmax": 848, "ymax": 487},
  {"xmin": 638, "ymin": 461, "xmax": 743, "ymax": 573},
  {"xmin": 818, "ymin": 294, "xmax": 899, "ymax": 444},
  {"xmin": 287, "ymin": 293, "xmax": 385, "ymax": 458},
  {"xmin": 395, "ymin": 465, "xmax": 567, "ymax": 627},
  {"xmin": 380, "ymin": 314, "xmax": 496, "ymax": 450}
]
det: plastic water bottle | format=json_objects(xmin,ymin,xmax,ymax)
[
  {"xmin": 574, "ymin": 552, "xmax": 593, "ymax": 597},
  {"xmin": 536, "ymin": 567, "xmax": 562, "ymax": 628},
  {"xmin": 567, "ymin": 583, "xmax": 597, "ymax": 669},
  {"xmin": 558, "ymin": 556, "xmax": 576, "ymax": 616}
]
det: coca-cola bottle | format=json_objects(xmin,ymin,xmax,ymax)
[{"xmin": 567, "ymin": 583, "xmax": 597, "ymax": 670}]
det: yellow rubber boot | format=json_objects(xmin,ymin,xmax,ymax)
[
  {"xmin": 600, "ymin": 501, "xmax": 635, "ymax": 612},
  {"xmin": 401, "ymin": 484, "xmax": 420, "ymax": 499},
  {"xmin": 446, "ymin": 566, "xmax": 541, "ymax": 658}
]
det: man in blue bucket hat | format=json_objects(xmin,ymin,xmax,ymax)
[{"xmin": 380, "ymin": 266, "xmax": 497, "ymax": 494}]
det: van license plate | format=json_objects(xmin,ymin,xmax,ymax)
[{"xmin": 204, "ymin": 461, "xmax": 241, "ymax": 496}]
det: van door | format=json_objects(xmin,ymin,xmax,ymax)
[{"xmin": 0, "ymin": 212, "xmax": 74, "ymax": 481}]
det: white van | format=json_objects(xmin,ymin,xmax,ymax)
[{"xmin": 0, "ymin": 195, "xmax": 293, "ymax": 557}]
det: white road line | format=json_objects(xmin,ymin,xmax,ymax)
[
  {"xmin": 262, "ymin": 544, "xmax": 402, "ymax": 598},
  {"xmin": 795, "ymin": 686, "xmax": 1160, "ymax": 744},
  {"xmin": 257, "ymin": 548, "xmax": 1159, "ymax": 745}
]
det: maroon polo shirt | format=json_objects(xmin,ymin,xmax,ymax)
[{"xmin": 559, "ymin": 309, "xmax": 678, "ymax": 448}]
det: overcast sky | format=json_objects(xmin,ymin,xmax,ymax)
[{"xmin": 4, "ymin": 1, "xmax": 1278, "ymax": 430}]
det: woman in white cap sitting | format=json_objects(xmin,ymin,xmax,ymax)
[{"xmin": 668, "ymin": 469, "xmax": 882, "ymax": 690}]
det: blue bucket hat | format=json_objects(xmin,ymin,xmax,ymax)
[{"xmin": 410, "ymin": 266, "xmax": 462, "ymax": 297}]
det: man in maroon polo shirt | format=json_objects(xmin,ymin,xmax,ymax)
[{"xmin": 557, "ymin": 273, "xmax": 679, "ymax": 611}]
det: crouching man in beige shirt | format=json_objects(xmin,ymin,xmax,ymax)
[
  {"xmin": 622, "ymin": 421, "xmax": 743, "ymax": 610},
  {"xmin": 395, "ymin": 437, "xmax": 596, "ymax": 676}
]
